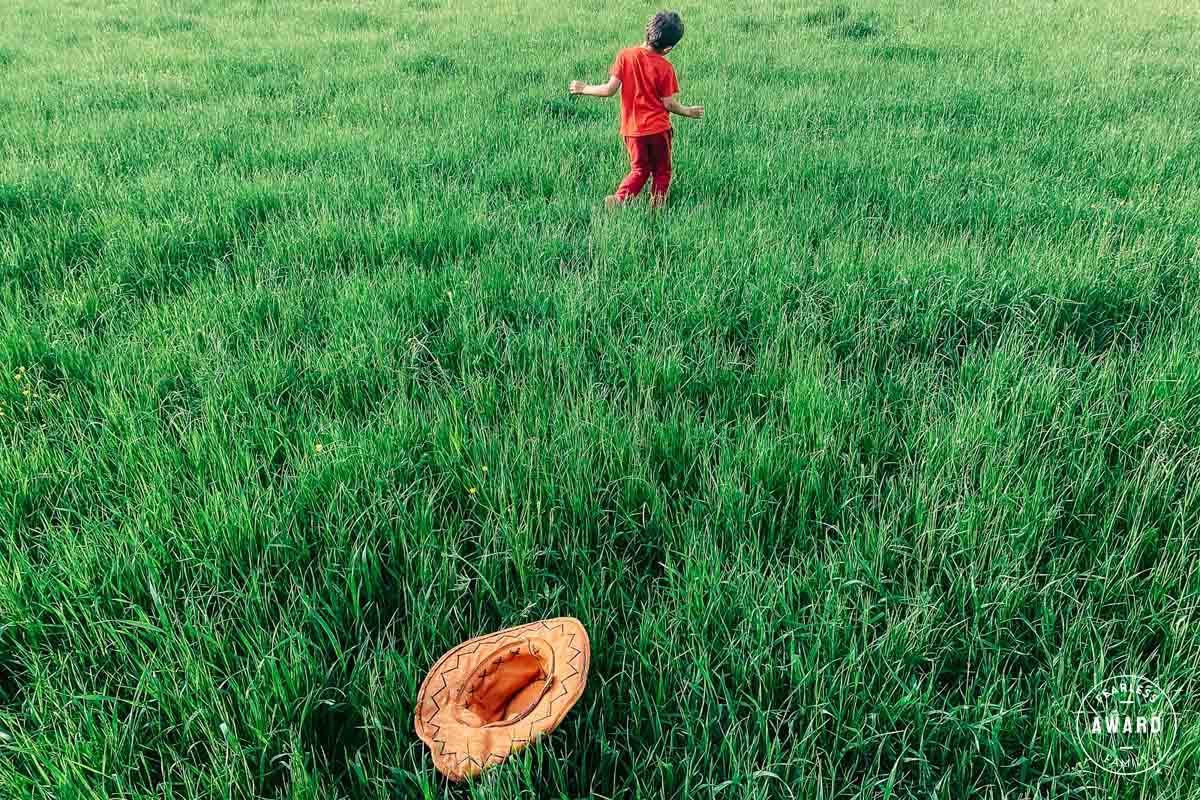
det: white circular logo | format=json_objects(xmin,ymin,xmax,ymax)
[{"xmin": 1076, "ymin": 674, "xmax": 1177, "ymax": 775}]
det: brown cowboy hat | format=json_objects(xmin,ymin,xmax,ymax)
[{"xmin": 414, "ymin": 616, "xmax": 590, "ymax": 781}]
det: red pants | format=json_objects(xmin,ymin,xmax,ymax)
[{"xmin": 615, "ymin": 130, "xmax": 673, "ymax": 202}]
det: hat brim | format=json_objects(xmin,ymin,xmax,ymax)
[{"xmin": 414, "ymin": 616, "xmax": 590, "ymax": 781}]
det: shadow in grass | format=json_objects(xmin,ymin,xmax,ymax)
[
  {"xmin": 301, "ymin": 699, "xmax": 370, "ymax": 796},
  {"xmin": 507, "ymin": 67, "xmax": 549, "ymax": 87},
  {"xmin": 11, "ymin": 332, "xmax": 89, "ymax": 392},
  {"xmin": 537, "ymin": 97, "xmax": 603, "ymax": 122},
  {"xmin": 101, "ymin": 15, "xmax": 198, "ymax": 35},
  {"xmin": 155, "ymin": 16, "xmax": 197, "ymax": 34},
  {"xmin": 117, "ymin": 714, "xmax": 226, "ymax": 798},
  {"xmin": 871, "ymin": 91, "xmax": 988, "ymax": 131},
  {"xmin": 153, "ymin": 367, "xmax": 203, "ymax": 439},
  {"xmin": 810, "ymin": 260, "xmax": 1188, "ymax": 392},
  {"xmin": 831, "ymin": 16, "xmax": 883, "ymax": 39},
  {"xmin": 127, "ymin": 234, "xmax": 232, "ymax": 301},
  {"xmin": 235, "ymin": 185, "xmax": 288, "ymax": 228},
  {"xmin": 649, "ymin": 422, "xmax": 709, "ymax": 497},
  {"xmin": 70, "ymin": 285, "xmax": 123, "ymax": 339},
  {"xmin": 870, "ymin": 44, "xmax": 941, "ymax": 63},
  {"xmin": 400, "ymin": 54, "xmax": 456, "ymax": 77},
  {"xmin": 324, "ymin": 8, "xmax": 386, "ymax": 32},
  {"xmin": 0, "ymin": 177, "xmax": 82, "ymax": 222},
  {"xmin": 212, "ymin": 57, "xmax": 305, "ymax": 103},
  {"xmin": 800, "ymin": 3, "xmax": 850, "ymax": 26},
  {"xmin": 252, "ymin": 742, "xmax": 292, "ymax": 798},
  {"xmin": 796, "ymin": 5, "xmax": 884, "ymax": 40},
  {"xmin": 733, "ymin": 15, "xmax": 771, "ymax": 34},
  {"xmin": 129, "ymin": 743, "xmax": 167, "ymax": 796},
  {"xmin": 1043, "ymin": 276, "xmax": 1181, "ymax": 355},
  {"xmin": 250, "ymin": 434, "xmax": 294, "ymax": 491},
  {"xmin": 739, "ymin": 5, "xmax": 854, "ymax": 34},
  {"xmin": 121, "ymin": 187, "xmax": 287, "ymax": 303},
  {"xmin": 0, "ymin": 48, "xmax": 14, "ymax": 68},
  {"xmin": 100, "ymin": 17, "xmax": 135, "ymax": 33},
  {"xmin": 0, "ymin": 654, "xmax": 28, "ymax": 711},
  {"xmin": 4, "ymin": 224, "xmax": 103, "ymax": 300},
  {"xmin": 213, "ymin": 54, "xmax": 303, "ymax": 86}
]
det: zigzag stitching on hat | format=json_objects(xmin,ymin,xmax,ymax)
[
  {"xmin": 482, "ymin": 750, "xmax": 509, "ymax": 766},
  {"xmin": 427, "ymin": 642, "xmax": 482, "ymax": 713},
  {"xmin": 424, "ymin": 621, "xmax": 584, "ymax": 776},
  {"xmin": 424, "ymin": 686, "xmax": 447, "ymax": 742},
  {"xmin": 522, "ymin": 681, "xmax": 569, "ymax": 736},
  {"xmin": 565, "ymin": 632, "xmax": 583, "ymax": 680},
  {"xmin": 454, "ymin": 753, "xmax": 483, "ymax": 770},
  {"xmin": 427, "ymin": 633, "xmax": 540, "ymax": 762},
  {"xmin": 426, "ymin": 641, "xmax": 489, "ymax": 758},
  {"xmin": 423, "ymin": 657, "xmax": 458, "ymax": 726},
  {"xmin": 426, "ymin": 638, "xmax": 491, "ymax": 713}
]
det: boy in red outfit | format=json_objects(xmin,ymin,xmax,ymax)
[{"xmin": 569, "ymin": 11, "xmax": 704, "ymax": 208}]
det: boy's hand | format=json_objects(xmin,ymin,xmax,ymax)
[
  {"xmin": 569, "ymin": 77, "xmax": 620, "ymax": 97},
  {"xmin": 664, "ymin": 96, "xmax": 704, "ymax": 120}
]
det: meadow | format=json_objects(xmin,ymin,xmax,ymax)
[{"xmin": 1, "ymin": 0, "xmax": 1199, "ymax": 796}]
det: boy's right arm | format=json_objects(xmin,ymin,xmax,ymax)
[
  {"xmin": 569, "ymin": 76, "xmax": 620, "ymax": 97},
  {"xmin": 571, "ymin": 51, "xmax": 622, "ymax": 98}
]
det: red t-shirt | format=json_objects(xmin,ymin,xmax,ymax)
[{"xmin": 609, "ymin": 46, "xmax": 679, "ymax": 138}]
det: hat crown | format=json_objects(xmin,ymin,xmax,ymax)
[{"xmin": 453, "ymin": 637, "xmax": 556, "ymax": 728}]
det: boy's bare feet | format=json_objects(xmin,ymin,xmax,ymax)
[
  {"xmin": 650, "ymin": 194, "xmax": 667, "ymax": 210},
  {"xmin": 604, "ymin": 195, "xmax": 621, "ymax": 209}
]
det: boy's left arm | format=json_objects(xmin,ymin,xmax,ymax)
[
  {"xmin": 659, "ymin": 64, "xmax": 702, "ymax": 118},
  {"xmin": 664, "ymin": 95, "xmax": 704, "ymax": 118}
]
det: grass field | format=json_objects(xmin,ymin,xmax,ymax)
[{"xmin": 2, "ymin": 0, "xmax": 1199, "ymax": 796}]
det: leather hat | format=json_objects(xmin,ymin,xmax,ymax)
[{"xmin": 414, "ymin": 617, "xmax": 590, "ymax": 781}]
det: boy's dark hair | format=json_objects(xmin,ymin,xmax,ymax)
[{"xmin": 646, "ymin": 11, "xmax": 684, "ymax": 52}]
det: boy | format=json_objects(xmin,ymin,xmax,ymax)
[{"xmin": 569, "ymin": 11, "xmax": 704, "ymax": 208}]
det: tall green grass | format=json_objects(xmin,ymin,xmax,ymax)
[{"xmin": 1, "ymin": 0, "xmax": 1198, "ymax": 797}]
